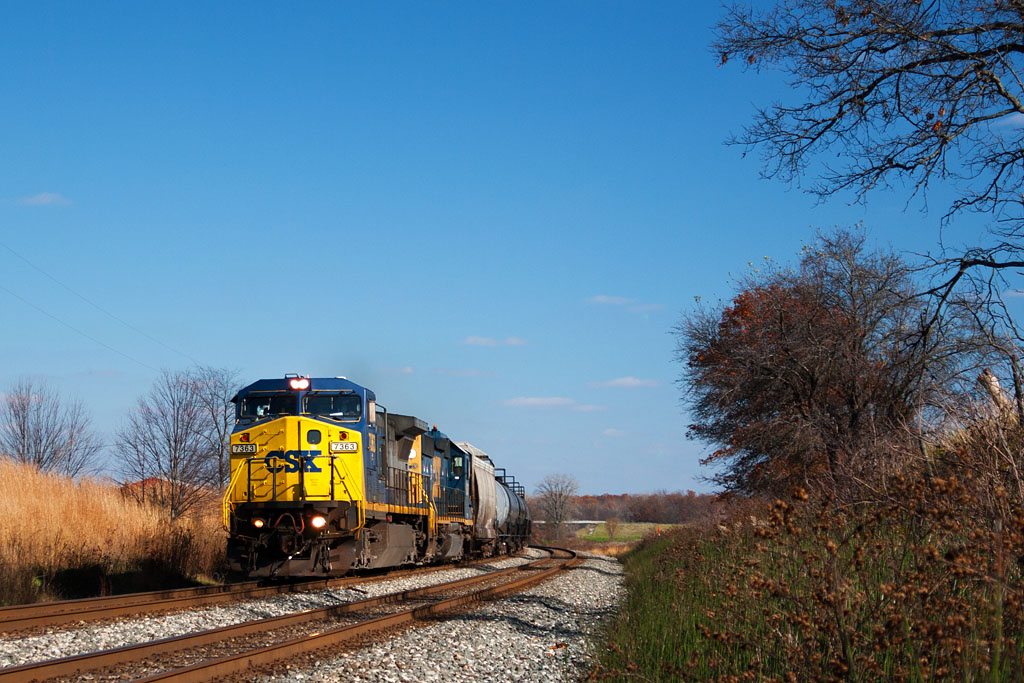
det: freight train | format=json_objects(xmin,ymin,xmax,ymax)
[{"xmin": 222, "ymin": 375, "xmax": 531, "ymax": 577}]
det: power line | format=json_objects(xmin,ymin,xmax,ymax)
[
  {"xmin": 0, "ymin": 284, "xmax": 160, "ymax": 372},
  {"xmin": 0, "ymin": 240, "xmax": 203, "ymax": 366}
]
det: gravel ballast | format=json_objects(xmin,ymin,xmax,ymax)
[
  {"xmin": 260, "ymin": 552, "xmax": 625, "ymax": 683},
  {"xmin": 0, "ymin": 551, "xmax": 547, "ymax": 669}
]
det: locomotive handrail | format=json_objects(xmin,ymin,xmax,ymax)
[
  {"xmin": 330, "ymin": 458, "xmax": 364, "ymax": 532},
  {"xmin": 382, "ymin": 466, "xmax": 433, "ymax": 513},
  {"xmin": 225, "ymin": 453, "xmax": 366, "ymax": 533},
  {"xmin": 435, "ymin": 482, "xmax": 468, "ymax": 519},
  {"xmin": 419, "ymin": 471, "xmax": 433, "ymax": 519},
  {"xmin": 221, "ymin": 461, "xmax": 249, "ymax": 530},
  {"xmin": 243, "ymin": 455, "xmax": 282, "ymax": 501}
]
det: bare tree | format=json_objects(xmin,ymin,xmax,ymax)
[
  {"xmin": 534, "ymin": 473, "xmax": 579, "ymax": 539},
  {"xmin": 190, "ymin": 365, "xmax": 241, "ymax": 487},
  {"xmin": 604, "ymin": 517, "xmax": 621, "ymax": 543},
  {"xmin": 116, "ymin": 370, "xmax": 215, "ymax": 519},
  {"xmin": 716, "ymin": 1, "xmax": 1024, "ymax": 230},
  {"xmin": 715, "ymin": 1, "xmax": 1024, "ymax": 346},
  {"xmin": 0, "ymin": 378, "xmax": 101, "ymax": 476}
]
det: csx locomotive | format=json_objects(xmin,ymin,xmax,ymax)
[{"xmin": 223, "ymin": 375, "xmax": 531, "ymax": 577}]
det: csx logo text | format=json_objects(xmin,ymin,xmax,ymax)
[{"xmin": 264, "ymin": 450, "xmax": 322, "ymax": 473}]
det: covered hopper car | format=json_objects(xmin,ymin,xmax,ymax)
[{"xmin": 223, "ymin": 375, "xmax": 531, "ymax": 577}]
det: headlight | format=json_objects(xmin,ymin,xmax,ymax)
[
  {"xmin": 252, "ymin": 518, "xmax": 265, "ymax": 528},
  {"xmin": 310, "ymin": 515, "xmax": 327, "ymax": 529}
]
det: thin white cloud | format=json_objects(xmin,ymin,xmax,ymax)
[
  {"xmin": 993, "ymin": 112, "xmax": 1024, "ymax": 129},
  {"xmin": 18, "ymin": 192, "xmax": 72, "ymax": 206},
  {"xmin": 589, "ymin": 376, "xmax": 659, "ymax": 388},
  {"xmin": 1004, "ymin": 289, "xmax": 1024, "ymax": 298},
  {"xmin": 503, "ymin": 396, "xmax": 607, "ymax": 412},
  {"xmin": 587, "ymin": 294, "xmax": 663, "ymax": 313},
  {"xmin": 603, "ymin": 428, "xmax": 627, "ymax": 437},
  {"xmin": 462, "ymin": 336, "xmax": 527, "ymax": 347},
  {"xmin": 589, "ymin": 295, "xmax": 634, "ymax": 305},
  {"xmin": 464, "ymin": 336, "xmax": 498, "ymax": 346}
]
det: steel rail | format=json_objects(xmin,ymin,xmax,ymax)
[
  {"xmin": 0, "ymin": 549, "xmax": 565, "ymax": 683},
  {"xmin": 0, "ymin": 580, "xmax": 263, "ymax": 620},
  {"xmin": 137, "ymin": 547, "xmax": 579, "ymax": 683},
  {"xmin": 0, "ymin": 555, "xmax": 505, "ymax": 632}
]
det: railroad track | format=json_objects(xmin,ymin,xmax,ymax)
[
  {"xmin": 0, "ymin": 554, "xmax": 504, "ymax": 632},
  {"xmin": 0, "ymin": 546, "xmax": 579, "ymax": 682}
]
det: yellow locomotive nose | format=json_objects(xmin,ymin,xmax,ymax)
[{"xmin": 226, "ymin": 415, "xmax": 363, "ymax": 505}]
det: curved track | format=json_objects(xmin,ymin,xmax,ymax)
[{"xmin": 0, "ymin": 547, "xmax": 578, "ymax": 682}]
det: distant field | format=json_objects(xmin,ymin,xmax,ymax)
[{"xmin": 575, "ymin": 522, "xmax": 674, "ymax": 542}]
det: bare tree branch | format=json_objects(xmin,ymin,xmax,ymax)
[
  {"xmin": 190, "ymin": 365, "xmax": 242, "ymax": 487},
  {"xmin": 716, "ymin": 1, "xmax": 1024, "ymax": 233}
]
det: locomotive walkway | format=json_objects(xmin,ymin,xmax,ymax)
[{"xmin": 0, "ymin": 547, "xmax": 578, "ymax": 682}]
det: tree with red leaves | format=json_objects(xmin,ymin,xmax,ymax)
[{"xmin": 676, "ymin": 230, "xmax": 962, "ymax": 499}]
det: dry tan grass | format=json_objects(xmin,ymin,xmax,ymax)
[
  {"xmin": 590, "ymin": 541, "xmax": 636, "ymax": 557},
  {"xmin": 0, "ymin": 460, "xmax": 226, "ymax": 605},
  {"xmin": 558, "ymin": 538, "xmax": 639, "ymax": 556}
]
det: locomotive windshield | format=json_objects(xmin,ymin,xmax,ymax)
[
  {"xmin": 303, "ymin": 393, "xmax": 362, "ymax": 420},
  {"xmin": 240, "ymin": 394, "xmax": 297, "ymax": 419}
]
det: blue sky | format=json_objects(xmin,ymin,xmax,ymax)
[{"xmin": 0, "ymin": 2, "xmax": 996, "ymax": 494}]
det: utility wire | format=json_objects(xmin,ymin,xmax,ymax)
[
  {"xmin": 0, "ymin": 240, "xmax": 203, "ymax": 366},
  {"xmin": 0, "ymin": 284, "xmax": 160, "ymax": 372}
]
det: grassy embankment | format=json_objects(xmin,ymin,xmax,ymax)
[
  {"xmin": 0, "ymin": 460, "xmax": 226, "ymax": 605},
  {"xmin": 592, "ymin": 485, "xmax": 1024, "ymax": 681},
  {"xmin": 576, "ymin": 522, "xmax": 675, "ymax": 543}
]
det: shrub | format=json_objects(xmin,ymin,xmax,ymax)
[{"xmin": 594, "ymin": 471, "xmax": 1024, "ymax": 680}]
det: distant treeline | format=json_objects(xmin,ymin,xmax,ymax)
[{"xmin": 572, "ymin": 491, "xmax": 716, "ymax": 524}]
